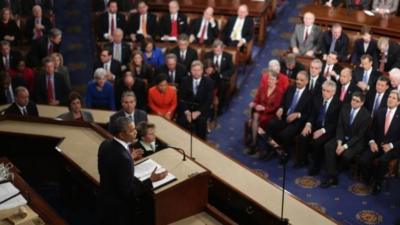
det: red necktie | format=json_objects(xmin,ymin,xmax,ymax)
[
  {"xmin": 199, "ymin": 22, "xmax": 207, "ymax": 44},
  {"xmin": 354, "ymin": 0, "xmax": 361, "ymax": 5},
  {"xmin": 340, "ymin": 86, "xmax": 346, "ymax": 102},
  {"xmin": 379, "ymin": 53, "xmax": 386, "ymax": 73},
  {"xmin": 384, "ymin": 109, "xmax": 391, "ymax": 135},
  {"xmin": 110, "ymin": 15, "xmax": 115, "ymax": 36},
  {"xmin": 170, "ymin": 16, "xmax": 178, "ymax": 37},
  {"xmin": 47, "ymin": 77, "xmax": 54, "ymax": 103}
]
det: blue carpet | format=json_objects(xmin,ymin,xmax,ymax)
[{"xmin": 209, "ymin": 1, "xmax": 400, "ymax": 225}]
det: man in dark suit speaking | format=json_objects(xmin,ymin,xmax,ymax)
[{"xmin": 98, "ymin": 117, "xmax": 167, "ymax": 225}]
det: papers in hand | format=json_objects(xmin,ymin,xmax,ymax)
[
  {"xmin": 0, "ymin": 182, "xmax": 27, "ymax": 211},
  {"xmin": 364, "ymin": 10, "xmax": 375, "ymax": 16},
  {"xmin": 134, "ymin": 159, "xmax": 176, "ymax": 189}
]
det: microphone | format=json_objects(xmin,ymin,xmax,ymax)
[{"xmin": 167, "ymin": 145, "xmax": 186, "ymax": 161}]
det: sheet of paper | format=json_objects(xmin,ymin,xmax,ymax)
[
  {"xmin": 364, "ymin": 10, "xmax": 375, "ymax": 16},
  {"xmin": 134, "ymin": 159, "xmax": 176, "ymax": 189},
  {"xmin": 0, "ymin": 182, "xmax": 27, "ymax": 211}
]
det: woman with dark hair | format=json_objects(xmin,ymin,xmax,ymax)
[
  {"xmin": 57, "ymin": 91, "xmax": 94, "ymax": 122},
  {"xmin": 0, "ymin": 8, "xmax": 20, "ymax": 46},
  {"xmin": 141, "ymin": 37, "xmax": 165, "ymax": 70},
  {"xmin": 9, "ymin": 59, "xmax": 35, "ymax": 92},
  {"xmin": 147, "ymin": 74, "xmax": 177, "ymax": 120},
  {"xmin": 129, "ymin": 50, "xmax": 154, "ymax": 85}
]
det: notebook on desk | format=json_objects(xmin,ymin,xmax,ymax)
[{"xmin": 134, "ymin": 159, "xmax": 177, "ymax": 190}]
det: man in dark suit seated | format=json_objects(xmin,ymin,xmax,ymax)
[
  {"xmin": 159, "ymin": 0, "xmax": 188, "ymax": 41},
  {"xmin": 127, "ymin": 1, "xmax": 157, "ymax": 43},
  {"xmin": 308, "ymin": 59, "xmax": 326, "ymax": 97},
  {"xmin": 133, "ymin": 121, "xmax": 168, "ymax": 158},
  {"xmin": 290, "ymin": 11, "xmax": 321, "ymax": 57},
  {"xmin": 377, "ymin": 37, "xmax": 400, "ymax": 74},
  {"xmin": 320, "ymin": 51, "xmax": 342, "ymax": 82},
  {"xmin": 189, "ymin": 7, "xmax": 219, "ymax": 46},
  {"xmin": 336, "ymin": 68, "xmax": 360, "ymax": 104},
  {"xmin": 0, "ymin": 40, "xmax": 22, "ymax": 71},
  {"xmin": 97, "ymin": 117, "xmax": 167, "ymax": 225},
  {"xmin": 360, "ymin": 90, "xmax": 400, "ymax": 194},
  {"xmin": 157, "ymin": 53, "xmax": 187, "ymax": 85},
  {"xmin": 353, "ymin": 54, "xmax": 381, "ymax": 93},
  {"xmin": 109, "ymin": 91, "xmax": 148, "ymax": 129},
  {"xmin": 93, "ymin": 48, "xmax": 122, "ymax": 81},
  {"xmin": 203, "ymin": 39, "xmax": 234, "ymax": 113},
  {"xmin": 25, "ymin": 5, "xmax": 53, "ymax": 42},
  {"xmin": 297, "ymin": 80, "xmax": 341, "ymax": 174},
  {"xmin": 27, "ymin": 28, "xmax": 62, "ymax": 68},
  {"xmin": 0, "ymin": 75, "xmax": 27, "ymax": 104},
  {"xmin": 344, "ymin": 0, "xmax": 370, "ymax": 10},
  {"xmin": 3, "ymin": 86, "xmax": 38, "ymax": 116},
  {"xmin": 169, "ymin": 34, "xmax": 198, "ymax": 70},
  {"xmin": 265, "ymin": 71, "xmax": 312, "ymax": 159},
  {"xmin": 104, "ymin": 28, "xmax": 131, "ymax": 68},
  {"xmin": 351, "ymin": 26, "xmax": 379, "ymax": 67},
  {"xmin": 97, "ymin": 0, "xmax": 127, "ymax": 41},
  {"xmin": 321, "ymin": 91, "xmax": 371, "ymax": 188},
  {"xmin": 223, "ymin": 4, "xmax": 254, "ymax": 49},
  {"xmin": 114, "ymin": 70, "xmax": 147, "ymax": 111},
  {"xmin": 279, "ymin": 53, "xmax": 305, "ymax": 80},
  {"xmin": 365, "ymin": 76, "xmax": 391, "ymax": 117},
  {"xmin": 178, "ymin": 60, "xmax": 214, "ymax": 140},
  {"xmin": 319, "ymin": 23, "xmax": 349, "ymax": 62}
]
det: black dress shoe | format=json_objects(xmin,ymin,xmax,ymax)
[
  {"xmin": 308, "ymin": 167, "xmax": 320, "ymax": 176},
  {"xmin": 320, "ymin": 177, "xmax": 338, "ymax": 188},
  {"xmin": 372, "ymin": 183, "xmax": 382, "ymax": 195}
]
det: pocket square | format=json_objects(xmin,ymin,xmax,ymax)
[{"xmin": 180, "ymin": 21, "xmax": 184, "ymax": 25}]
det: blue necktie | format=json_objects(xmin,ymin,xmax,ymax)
[
  {"xmin": 288, "ymin": 90, "xmax": 300, "ymax": 115},
  {"xmin": 329, "ymin": 38, "xmax": 337, "ymax": 53},
  {"xmin": 317, "ymin": 101, "xmax": 327, "ymax": 127},
  {"xmin": 372, "ymin": 94, "xmax": 381, "ymax": 114},
  {"xmin": 349, "ymin": 109, "xmax": 356, "ymax": 126},
  {"xmin": 362, "ymin": 71, "xmax": 368, "ymax": 83}
]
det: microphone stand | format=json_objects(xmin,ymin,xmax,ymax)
[
  {"xmin": 276, "ymin": 148, "xmax": 289, "ymax": 225},
  {"xmin": 168, "ymin": 146, "xmax": 186, "ymax": 161},
  {"xmin": 180, "ymin": 99, "xmax": 199, "ymax": 160}
]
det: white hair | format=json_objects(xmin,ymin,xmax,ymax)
[
  {"xmin": 94, "ymin": 68, "xmax": 107, "ymax": 79},
  {"xmin": 268, "ymin": 59, "xmax": 281, "ymax": 73}
]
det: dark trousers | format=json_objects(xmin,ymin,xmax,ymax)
[
  {"xmin": 267, "ymin": 118, "xmax": 304, "ymax": 148},
  {"xmin": 360, "ymin": 148, "xmax": 400, "ymax": 184},
  {"xmin": 296, "ymin": 132, "xmax": 332, "ymax": 168},
  {"xmin": 178, "ymin": 114, "xmax": 208, "ymax": 140}
]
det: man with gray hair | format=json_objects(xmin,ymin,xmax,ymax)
[
  {"xmin": 377, "ymin": 37, "xmax": 400, "ymax": 74},
  {"xmin": 319, "ymin": 23, "xmax": 349, "ymax": 62},
  {"xmin": 3, "ymin": 86, "xmax": 39, "ymax": 116},
  {"xmin": 290, "ymin": 11, "xmax": 321, "ymax": 56},
  {"xmin": 389, "ymin": 68, "xmax": 400, "ymax": 91},
  {"xmin": 27, "ymin": 27, "xmax": 62, "ymax": 67},
  {"xmin": 279, "ymin": 53, "xmax": 305, "ymax": 79},
  {"xmin": 157, "ymin": 53, "xmax": 187, "ymax": 84},
  {"xmin": 297, "ymin": 80, "xmax": 340, "ymax": 174},
  {"xmin": 25, "ymin": 5, "xmax": 53, "ymax": 41},
  {"xmin": 104, "ymin": 28, "xmax": 131, "ymax": 66},
  {"xmin": 308, "ymin": 59, "xmax": 326, "ymax": 96}
]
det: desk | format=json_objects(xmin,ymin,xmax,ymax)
[
  {"xmin": 0, "ymin": 157, "xmax": 68, "ymax": 225},
  {"xmin": 146, "ymin": 0, "xmax": 275, "ymax": 45},
  {"xmin": 301, "ymin": 4, "xmax": 400, "ymax": 39}
]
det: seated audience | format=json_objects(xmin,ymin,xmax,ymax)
[
  {"xmin": 320, "ymin": 51, "xmax": 342, "ymax": 81},
  {"xmin": 290, "ymin": 11, "xmax": 321, "ymax": 57},
  {"xmin": 353, "ymin": 54, "xmax": 381, "ymax": 93},
  {"xmin": 159, "ymin": 0, "xmax": 188, "ymax": 41},
  {"xmin": 27, "ymin": 28, "xmax": 62, "ymax": 68},
  {"xmin": 58, "ymin": 92, "xmax": 94, "ymax": 122},
  {"xmin": 389, "ymin": 68, "xmax": 400, "ymax": 91},
  {"xmin": 142, "ymin": 37, "xmax": 165, "ymax": 70},
  {"xmin": 129, "ymin": 50, "xmax": 154, "ymax": 85},
  {"xmin": 9, "ymin": 59, "xmax": 35, "ymax": 92},
  {"xmin": 86, "ymin": 68, "xmax": 115, "ymax": 110},
  {"xmin": 372, "ymin": 0, "xmax": 399, "ymax": 15},
  {"xmin": 320, "ymin": 23, "xmax": 349, "ymax": 62},
  {"xmin": 3, "ymin": 86, "xmax": 38, "ymax": 116},
  {"xmin": 297, "ymin": 80, "xmax": 340, "ymax": 174},
  {"xmin": 322, "ymin": 92, "xmax": 370, "ymax": 188},
  {"xmin": 22, "ymin": 0, "xmax": 53, "ymax": 16},
  {"xmin": 280, "ymin": 54, "xmax": 305, "ymax": 80},
  {"xmin": 93, "ymin": 48, "xmax": 122, "ymax": 81},
  {"xmin": 178, "ymin": 60, "xmax": 214, "ymax": 140},
  {"xmin": 134, "ymin": 121, "xmax": 168, "ymax": 157},
  {"xmin": 0, "ymin": 7, "xmax": 20, "ymax": 46},
  {"xmin": 377, "ymin": 37, "xmax": 400, "ymax": 74},
  {"xmin": 0, "ymin": 40, "xmax": 22, "ymax": 71},
  {"xmin": 114, "ymin": 70, "xmax": 147, "ymax": 111},
  {"xmin": 365, "ymin": 75, "xmax": 390, "ymax": 116},
  {"xmin": 104, "ymin": 28, "xmax": 131, "ymax": 67},
  {"xmin": 223, "ymin": 4, "xmax": 254, "ymax": 49},
  {"xmin": 157, "ymin": 53, "xmax": 187, "ymax": 85},
  {"xmin": 109, "ymin": 91, "xmax": 148, "ymax": 127},
  {"xmin": 25, "ymin": 5, "xmax": 52, "ymax": 42},
  {"xmin": 148, "ymin": 74, "xmax": 177, "ymax": 120},
  {"xmin": 351, "ymin": 26, "xmax": 379, "ymax": 67},
  {"xmin": 360, "ymin": 90, "xmax": 400, "ymax": 195},
  {"xmin": 261, "ymin": 59, "xmax": 290, "ymax": 94},
  {"xmin": 189, "ymin": 7, "xmax": 218, "ymax": 45},
  {"xmin": 308, "ymin": 59, "xmax": 326, "ymax": 96},
  {"xmin": 127, "ymin": 0, "xmax": 157, "ymax": 43},
  {"xmin": 0, "ymin": 74, "xmax": 26, "ymax": 104},
  {"xmin": 344, "ymin": 0, "xmax": 370, "ymax": 10},
  {"xmin": 246, "ymin": 70, "xmax": 284, "ymax": 156},
  {"xmin": 336, "ymin": 68, "xmax": 360, "ymax": 104},
  {"xmin": 50, "ymin": 53, "xmax": 71, "ymax": 89},
  {"xmin": 97, "ymin": 0, "xmax": 126, "ymax": 41},
  {"xmin": 35, "ymin": 58, "xmax": 70, "ymax": 106},
  {"xmin": 170, "ymin": 34, "xmax": 198, "ymax": 70}
]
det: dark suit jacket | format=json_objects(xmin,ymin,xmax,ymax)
[
  {"xmin": 0, "ymin": 76, "xmax": 28, "ymax": 104},
  {"xmin": 281, "ymin": 86, "xmax": 312, "ymax": 122},
  {"xmin": 336, "ymin": 82, "xmax": 360, "ymax": 104},
  {"xmin": 320, "ymin": 62, "xmax": 342, "ymax": 81},
  {"xmin": 97, "ymin": 139, "xmax": 153, "ymax": 225},
  {"xmin": 132, "ymin": 64, "xmax": 155, "ymax": 84},
  {"xmin": 93, "ymin": 59, "xmax": 122, "ymax": 80},
  {"xmin": 132, "ymin": 140, "xmax": 168, "ymax": 158},
  {"xmin": 27, "ymin": 37, "xmax": 60, "ymax": 67},
  {"xmin": 179, "ymin": 76, "xmax": 214, "ymax": 117},
  {"xmin": 157, "ymin": 63, "xmax": 187, "ymax": 85},
  {"xmin": 203, "ymin": 51, "xmax": 234, "ymax": 80},
  {"xmin": 279, "ymin": 61, "xmax": 305, "ymax": 79},
  {"xmin": 189, "ymin": 18, "xmax": 219, "ymax": 45},
  {"xmin": 169, "ymin": 47, "xmax": 198, "ymax": 70},
  {"xmin": 308, "ymin": 75, "xmax": 326, "ymax": 97},
  {"xmin": 336, "ymin": 104, "xmax": 371, "ymax": 148},
  {"xmin": 97, "ymin": 12, "xmax": 127, "ymax": 40},
  {"xmin": 127, "ymin": 12, "xmax": 157, "ymax": 39},
  {"xmin": 159, "ymin": 12, "xmax": 188, "ymax": 36},
  {"xmin": 0, "ymin": 50, "xmax": 22, "ymax": 70},
  {"xmin": 369, "ymin": 107, "xmax": 400, "ymax": 149},
  {"xmin": 320, "ymin": 31, "xmax": 349, "ymax": 62},
  {"xmin": 114, "ymin": 78, "xmax": 147, "ymax": 111},
  {"xmin": 381, "ymin": 41, "xmax": 400, "ymax": 72},
  {"xmin": 34, "ymin": 73, "xmax": 70, "ymax": 105},
  {"xmin": 21, "ymin": 0, "xmax": 53, "ymax": 16},
  {"xmin": 351, "ymin": 39, "xmax": 379, "ymax": 67},
  {"xmin": 104, "ymin": 42, "xmax": 132, "ymax": 66},
  {"xmin": 109, "ymin": 109, "xmax": 148, "ymax": 130},
  {"xmin": 3, "ymin": 102, "xmax": 39, "ymax": 116},
  {"xmin": 365, "ymin": 89, "xmax": 390, "ymax": 115},
  {"xmin": 0, "ymin": 20, "xmax": 21, "ymax": 46},
  {"xmin": 93, "ymin": 0, "xmax": 136, "ymax": 12},
  {"xmin": 0, "ymin": 0, "xmax": 20, "ymax": 15},
  {"xmin": 352, "ymin": 67, "xmax": 381, "ymax": 91},
  {"xmin": 223, "ymin": 16, "xmax": 254, "ymax": 44},
  {"xmin": 307, "ymin": 96, "xmax": 341, "ymax": 135},
  {"xmin": 25, "ymin": 16, "xmax": 52, "ymax": 41}
]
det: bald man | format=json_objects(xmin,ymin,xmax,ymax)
[
  {"xmin": 189, "ymin": 7, "xmax": 219, "ymax": 45},
  {"xmin": 159, "ymin": 0, "xmax": 188, "ymax": 40},
  {"xmin": 223, "ymin": 4, "xmax": 254, "ymax": 48},
  {"xmin": 291, "ymin": 12, "xmax": 321, "ymax": 56},
  {"xmin": 3, "ymin": 86, "xmax": 38, "ymax": 116}
]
